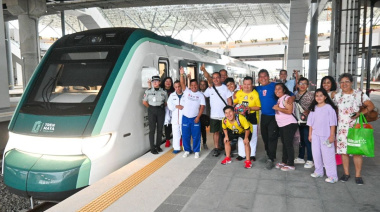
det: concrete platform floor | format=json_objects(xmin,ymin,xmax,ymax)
[{"xmin": 49, "ymin": 93, "xmax": 380, "ymax": 212}]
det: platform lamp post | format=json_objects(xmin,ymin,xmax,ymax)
[{"xmin": 366, "ymin": 0, "xmax": 380, "ymax": 97}]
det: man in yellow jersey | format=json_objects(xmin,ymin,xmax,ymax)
[
  {"xmin": 233, "ymin": 76, "xmax": 261, "ymax": 161},
  {"xmin": 221, "ymin": 106, "xmax": 253, "ymax": 169}
]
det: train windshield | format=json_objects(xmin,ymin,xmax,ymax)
[{"xmin": 21, "ymin": 46, "xmax": 122, "ymax": 115}]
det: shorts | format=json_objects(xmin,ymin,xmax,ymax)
[{"xmin": 210, "ymin": 119, "xmax": 222, "ymax": 133}]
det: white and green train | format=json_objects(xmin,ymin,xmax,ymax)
[{"xmin": 1, "ymin": 28, "xmax": 257, "ymax": 201}]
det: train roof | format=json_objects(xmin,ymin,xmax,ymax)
[{"xmin": 53, "ymin": 28, "xmax": 257, "ymax": 69}]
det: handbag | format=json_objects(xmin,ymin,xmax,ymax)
[
  {"xmin": 294, "ymin": 92, "xmax": 308, "ymax": 125},
  {"xmin": 360, "ymin": 92, "xmax": 379, "ymax": 122},
  {"xmin": 245, "ymin": 111, "xmax": 257, "ymax": 125},
  {"xmin": 346, "ymin": 113, "xmax": 375, "ymax": 157}
]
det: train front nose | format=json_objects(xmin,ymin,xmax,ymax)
[{"xmin": 3, "ymin": 149, "xmax": 91, "ymax": 201}]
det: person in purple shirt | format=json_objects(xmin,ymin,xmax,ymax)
[{"xmin": 307, "ymin": 89, "xmax": 338, "ymax": 183}]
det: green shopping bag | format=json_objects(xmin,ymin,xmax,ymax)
[{"xmin": 347, "ymin": 113, "xmax": 375, "ymax": 157}]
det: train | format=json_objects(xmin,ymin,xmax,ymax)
[{"xmin": 1, "ymin": 28, "xmax": 257, "ymax": 201}]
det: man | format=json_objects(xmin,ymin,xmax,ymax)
[
  {"xmin": 278, "ymin": 69, "xmax": 299, "ymax": 93},
  {"xmin": 221, "ymin": 106, "xmax": 252, "ymax": 169},
  {"xmin": 255, "ymin": 69, "xmax": 280, "ymax": 169},
  {"xmin": 199, "ymin": 80, "xmax": 210, "ymax": 150},
  {"xmin": 167, "ymin": 80, "xmax": 184, "ymax": 154},
  {"xmin": 180, "ymin": 67, "xmax": 205, "ymax": 158},
  {"xmin": 200, "ymin": 63, "xmax": 228, "ymax": 85},
  {"xmin": 233, "ymin": 76, "xmax": 261, "ymax": 162},
  {"xmin": 203, "ymin": 71, "xmax": 233, "ymax": 157},
  {"xmin": 142, "ymin": 76, "xmax": 168, "ymax": 154}
]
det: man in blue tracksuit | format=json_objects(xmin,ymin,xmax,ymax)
[{"xmin": 179, "ymin": 67, "xmax": 205, "ymax": 159}]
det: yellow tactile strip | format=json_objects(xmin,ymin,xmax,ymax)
[{"xmin": 78, "ymin": 148, "xmax": 176, "ymax": 212}]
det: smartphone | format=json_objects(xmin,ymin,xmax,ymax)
[{"xmin": 349, "ymin": 112, "xmax": 356, "ymax": 118}]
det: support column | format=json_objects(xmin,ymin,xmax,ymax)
[
  {"xmin": 5, "ymin": 22, "xmax": 15, "ymax": 90},
  {"xmin": 286, "ymin": 0, "xmax": 310, "ymax": 74},
  {"xmin": 6, "ymin": 0, "xmax": 46, "ymax": 88},
  {"xmin": 308, "ymin": 0, "xmax": 319, "ymax": 90},
  {"xmin": 18, "ymin": 14, "xmax": 40, "ymax": 87},
  {"xmin": 0, "ymin": 0, "xmax": 11, "ymax": 109}
]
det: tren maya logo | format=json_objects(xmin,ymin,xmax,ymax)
[{"xmin": 31, "ymin": 121, "xmax": 56, "ymax": 133}]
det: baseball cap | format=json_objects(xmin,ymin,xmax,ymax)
[{"xmin": 152, "ymin": 76, "xmax": 160, "ymax": 81}]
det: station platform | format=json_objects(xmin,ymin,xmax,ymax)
[{"xmin": 49, "ymin": 94, "xmax": 380, "ymax": 212}]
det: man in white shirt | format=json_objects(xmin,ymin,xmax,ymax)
[
  {"xmin": 203, "ymin": 72, "xmax": 233, "ymax": 157},
  {"xmin": 180, "ymin": 67, "xmax": 205, "ymax": 159}
]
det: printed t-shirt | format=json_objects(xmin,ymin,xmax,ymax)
[
  {"xmin": 234, "ymin": 89, "xmax": 261, "ymax": 123},
  {"xmin": 182, "ymin": 88, "xmax": 205, "ymax": 118},
  {"xmin": 255, "ymin": 82, "xmax": 277, "ymax": 116},
  {"xmin": 275, "ymin": 95, "xmax": 297, "ymax": 127},
  {"xmin": 222, "ymin": 114, "xmax": 252, "ymax": 134},
  {"xmin": 203, "ymin": 85, "xmax": 232, "ymax": 119}
]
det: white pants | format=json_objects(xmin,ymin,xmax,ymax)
[
  {"xmin": 238, "ymin": 124, "xmax": 258, "ymax": 157},
  {"xmin": 172, "ymin": 124, "xmax": 182, "ymax": 151}
]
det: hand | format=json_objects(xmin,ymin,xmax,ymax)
[
  {"xmin": 272, "ymin": 104, "xmax": 279, "ymax": 110},
  {"xmin": 180, "ymin": 66, "xmax": 185, "ymax": 75},
  {"xmin": 351, "ymin": 112, "xmax": 360, "ymax": 120},
  {"xmin": 328, "ymin": 136, "xmax": 335, "ymax": 143},
  {"xmin": 308, "ymin": 135, "xmax": 312, "ymax": 142},
  {"xmin": 201, "ymin": 63, "xmax": 205, "ymax": 71},
  {"xmin": 176, "ymin": 105, "xmax": 184, "ymax": 110},
  {"xmin": 194, "ymin": 117, "xmax": 200, "ymax": 123},
  {"xmin": 243, "ymin": 138, "xmax": 249, "ymax": 145},
  {"xmin": 224, "ymin": 137, "xmax": 229, "ymax": 144}
]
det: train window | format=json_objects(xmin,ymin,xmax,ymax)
[
  {"xmin": 21, "ymin": 46, "xmax": 122, "ymax": 115},
  {"xmin": 158, "ymin": 58, "xmax": 169, "ymax": 78},
  {"xmin": 61, "ymin": 52, "xmax": 108, "ymax": 60}
]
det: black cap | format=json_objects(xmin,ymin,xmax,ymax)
[{"xmin": 152, "ymin": 75, "xmax": 160, "ymax": 81}]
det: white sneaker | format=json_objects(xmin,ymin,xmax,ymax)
[
  {"xmin": 294, "ymin": 158, "xmax": 306, "ymax": 164},
  {"xmin": 183, "ymin": 151, "xmax": 190, "ymax": 158},
  {"xmin": 304, "ymin": 160, "xmax": 314, "ymax": 168},
  {"xmin": 194, "ymin": 152, "xmax": 200, "ymax": 158}
]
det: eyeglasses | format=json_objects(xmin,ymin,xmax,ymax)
[
  {"xmin": 339, "ymin": 81, "xmax": 351, "ymax": 84},
  {"xmin": 298, "ymin": 82, "xmax": 308, "ymax": 86}
]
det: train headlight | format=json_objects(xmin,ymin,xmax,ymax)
[{"xmin": 81, "ymin": 134, "xmax": 111, "ymax": 154}]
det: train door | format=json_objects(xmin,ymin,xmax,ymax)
[
  {"xmin": 158, "ymin": 58, "xmax": 169, "ymax": 78},
  {"xmin": 179, "ymin": 60, "xmax": 198, "ymax": 84}
]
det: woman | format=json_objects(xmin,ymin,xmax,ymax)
[
  {"xmin": 320, "ymin": 76, "xmax": 338, "ymax": 99},
  {"xmin": 320, "ymin": 76, "xmax": 342, "ymax": 165},
  {"xmin": 161, "ymin": 77, "xmax": 175, "ymax": 148},
  {"xmin": 294, "ymin": 77, "xmax": 315, "ymax": 168},
  {"xmin": 333, "ymin": 73, "xmax": 375, "ymax": 185},
  {"xmin": 272, "ymin": 83, "xmax": 298, "ymax": 171}
]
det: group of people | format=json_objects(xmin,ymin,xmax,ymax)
[{"xmin": 142, "ymin": 66, "xmax": 375, "ymax": 185}]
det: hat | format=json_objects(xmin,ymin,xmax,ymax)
[{"xmin": 152, "ymin": 75, "xmax": 160, "ymax": 81}]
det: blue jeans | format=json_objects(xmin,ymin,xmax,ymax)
[
  {"xmin": 182, "ymin": 116, "xmax": 201, "ymax": 153},
  {"xmin": 298, "ymin": 125, "xmax": 313, "ymax": 161}
]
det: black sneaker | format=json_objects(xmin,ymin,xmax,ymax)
[
  {"xmin": 355, "ymin": 177, "xmax": 364, "ymax": 185},
  {"xmin": 203, "ymin": 143, "xmax": 208, "ymax": 150},
  {"xmin": 265, "ymin": 159, "xmax": 274, "ymax": 170},
  {"xmin": 340, "ymin": 174, "xmax": 350, "ymax": 182},
  {"xmin": 236, "ymin": 156, "xmax": 246, "ymax": 161},
  {"xmin": 151, "ymin": 149, "xmax": 159, "ymax": 154},
  {"xmin": 213, "ymin": 148, "xmax": 220, "ymax": 157},
  {"xmin": 251, "ymin": 156, "xmax": 256, "ymax": 162},
  {"xmin": 156, "ymin": 147, "xmax": 163, "ymax": 152}
]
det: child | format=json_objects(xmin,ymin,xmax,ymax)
[{"xmin": 307, "ymin": 88, "xmax": 338, "ymax": 183}]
